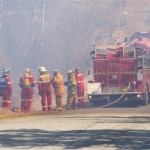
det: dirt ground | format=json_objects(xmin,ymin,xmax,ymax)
[{"xmin": 0, "ymin": 102, "xmax": 150, "ymax": 150}]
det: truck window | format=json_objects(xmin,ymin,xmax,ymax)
[
  {"xmin": 123, "ymin": 46, "xmax": 135, "ymax": 58},
  {"xmin": 137, "ymin": 57, "xmax": 143, "ymax": 68},
  {"xmin": 138, "ymin": 57, "xmax": 150, "ymax": 68}
]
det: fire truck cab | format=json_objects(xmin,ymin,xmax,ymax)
[{"xmin": 88, "ymin": 32, "xmax": 150, "ymax": 106}]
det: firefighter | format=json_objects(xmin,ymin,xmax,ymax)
[
  {"xmin": 65, "ymin": 70, "xmax": 77, "ymax": 109},
  {"xmin": 19, "ymin": 68, "xmax": 36, "ymax": 112},
  {"xmin": 38, "ymin": 66, "xmax": 52, "ymax": 111},
  {"xmin": 51, "ymin": 69, "xmax": 64, "ymax": 111},
  {"xmin": 132, "ymin": 79, "xmax": 138, "ymax": 92},
  {"xmin": 75, "ymin": 68, "xmax": 85, "ymax": 107},
  {"xmin": 116, "ymin": 42, "xmax": 123, "ymax": 57},
  {"xmin": 0, "ymin": 68, "xmax": 12, "ymax": 110}
]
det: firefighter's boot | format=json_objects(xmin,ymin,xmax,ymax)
[
  {"xmin": 48, "ymin": 105, "xmax": 52, "ymax": 111},
  {"xmin": 21, "ymin": 99, "xmax": 26, "ymax": 112},
  {"xmin": 79, "ymin": 97, "xmax": 85, "ymax": 107},
  {"xmin": 42, "ymin": 106, "xmax": 47, "ymax": 111},
  {"xmin": 57, "ymin": 106, "xmax": 63, "ymax": 111},
  {"xmin": 27, "ymin": 99, "xmax": 32, "ymax": 112}
]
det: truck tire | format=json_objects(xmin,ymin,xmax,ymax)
[{"xmin": 141, "ymin": 84, "xmax": 149, "ymax": 106}]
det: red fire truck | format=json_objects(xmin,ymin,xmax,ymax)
[{"xmin": 87, "ymin": 32, "xmax": 150, "ymax": 107}]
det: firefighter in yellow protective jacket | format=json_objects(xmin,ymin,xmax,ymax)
[
  {"xmin": 51, "ymin": 70, "xmax": 64, "ymax": 111},
  {"xmin": 64, "ymin": 70, "xmax": 77, "ymax": 109}
]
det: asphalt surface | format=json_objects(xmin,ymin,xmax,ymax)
[{"xmin": 0, "ymin": 103, "xmax": 150, "ymax": 150}]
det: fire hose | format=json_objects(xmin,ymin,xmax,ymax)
[{"xmin": 98, "ymin": 82, "xmax": 131, "ymax": 108}]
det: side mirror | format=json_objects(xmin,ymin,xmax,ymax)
[
  {"xmin": 90, "ymin": 50, "xmax": 95, "ymax": 59},
  {"xmin": 90, "ymin": 50, "xmax": 95, "ymax": 55},
  {"xmin": 88, "ymin": 70, "xmax": 90, "ymax": 75}
]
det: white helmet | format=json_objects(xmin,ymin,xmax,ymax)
[
  {"xmin": 53, "ymin": 69, "xmax": 59, "ymax": 73},
  {"xmin": 67, "ymin": 70, "xmax": 73, "ymax": 74},
  {"xmin": 39, "ymin": 66, "xmax": 47, "ymax": 72},
  {"xmin": 25, "ymin": 68, "xmax": 30, "ymax": 73}
]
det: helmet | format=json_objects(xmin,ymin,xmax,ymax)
[
  {"xmin": 2, "ymin": 68, "xmax": 9, "ymax": 73},
  {"xmin": 53, "ymin": 69, "xmax": 59, "ymax": 73},
  {"xmin": 67, "ymin": 70, "xmax": 73, "ymax": 75},
  {"xmin": 53, "ymin": 69, "xmax": 58, "ymax": 76},
  {"xmin": 39, "ymin": 66, "xmax": 47, "ymax": 72},
  {"xmin": 75, "ymin": 68, "xmax": 79, "ymax": 73},
  {"xmin": 25, "ymin": 68, "xmax": 30, "ymax": 73}
]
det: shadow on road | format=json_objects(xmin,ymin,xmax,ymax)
[
  {"xmin": 58, "ymin": 116, "xmax": 150, "ymax": 124},
  {"xmin": 0, "ymin": 128, "xmax": 150, "ymax": 149}
]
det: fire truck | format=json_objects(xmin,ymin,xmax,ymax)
[{"xmin": 87, "ymin": 32, "xmax": 150, "ymax": 107}]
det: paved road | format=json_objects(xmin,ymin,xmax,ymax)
[{"xmin": 0, "ymin": 104, "xmax": 150, "ymax": 150}]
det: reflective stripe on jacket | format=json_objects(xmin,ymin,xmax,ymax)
[{"xmin": 38, "ymin": 74, "xmax": 51, "ymax": 93}]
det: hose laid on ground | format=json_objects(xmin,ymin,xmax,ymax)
[{"xmin": 98, "ymin": 82, "xmax": 131, "ymax": 108}]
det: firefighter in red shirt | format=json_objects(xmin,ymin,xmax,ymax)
[
  {"xmin": 19, "ymin": 68, "xmax": 36, "ymax": 112},
  {"xmin": 75, "ymin": 68, "xmax": 85, "ymax": 107},
  {"xmin": 132, "ymin": 79, "xmax": 138, "ymax": 92},
  {"xmin": 0, "ymin": 68, "xmax": 12, "ymax": 110},
  {"xmin": 38, "ymin": 66, "xmax": 52, "ymax": 111}
]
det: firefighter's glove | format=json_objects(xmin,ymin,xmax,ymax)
[{"xmin": 51, "ymin": 77, "xmax": 55, "ymax": 83}]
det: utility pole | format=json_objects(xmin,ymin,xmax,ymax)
[
  {"xmin": 41, "ymin": 0, "xmax": 47, "ymax": 51},
  {"xmin": 0, "ymin": 0, "xmax": 3, "ymax": 30}
]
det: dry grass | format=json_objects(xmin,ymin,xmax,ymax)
[{"xmin": 0, "ymin": 107, "xmax": 63, "ymax": 121}]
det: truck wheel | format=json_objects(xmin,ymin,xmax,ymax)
[{"xmin": 142, "ymin": 85, "xmax": 149, "ymax": 106}]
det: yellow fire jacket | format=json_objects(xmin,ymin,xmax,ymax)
[{"xmin": 52, "ymin": 72, "xmax": 64, "ymax": 96}]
